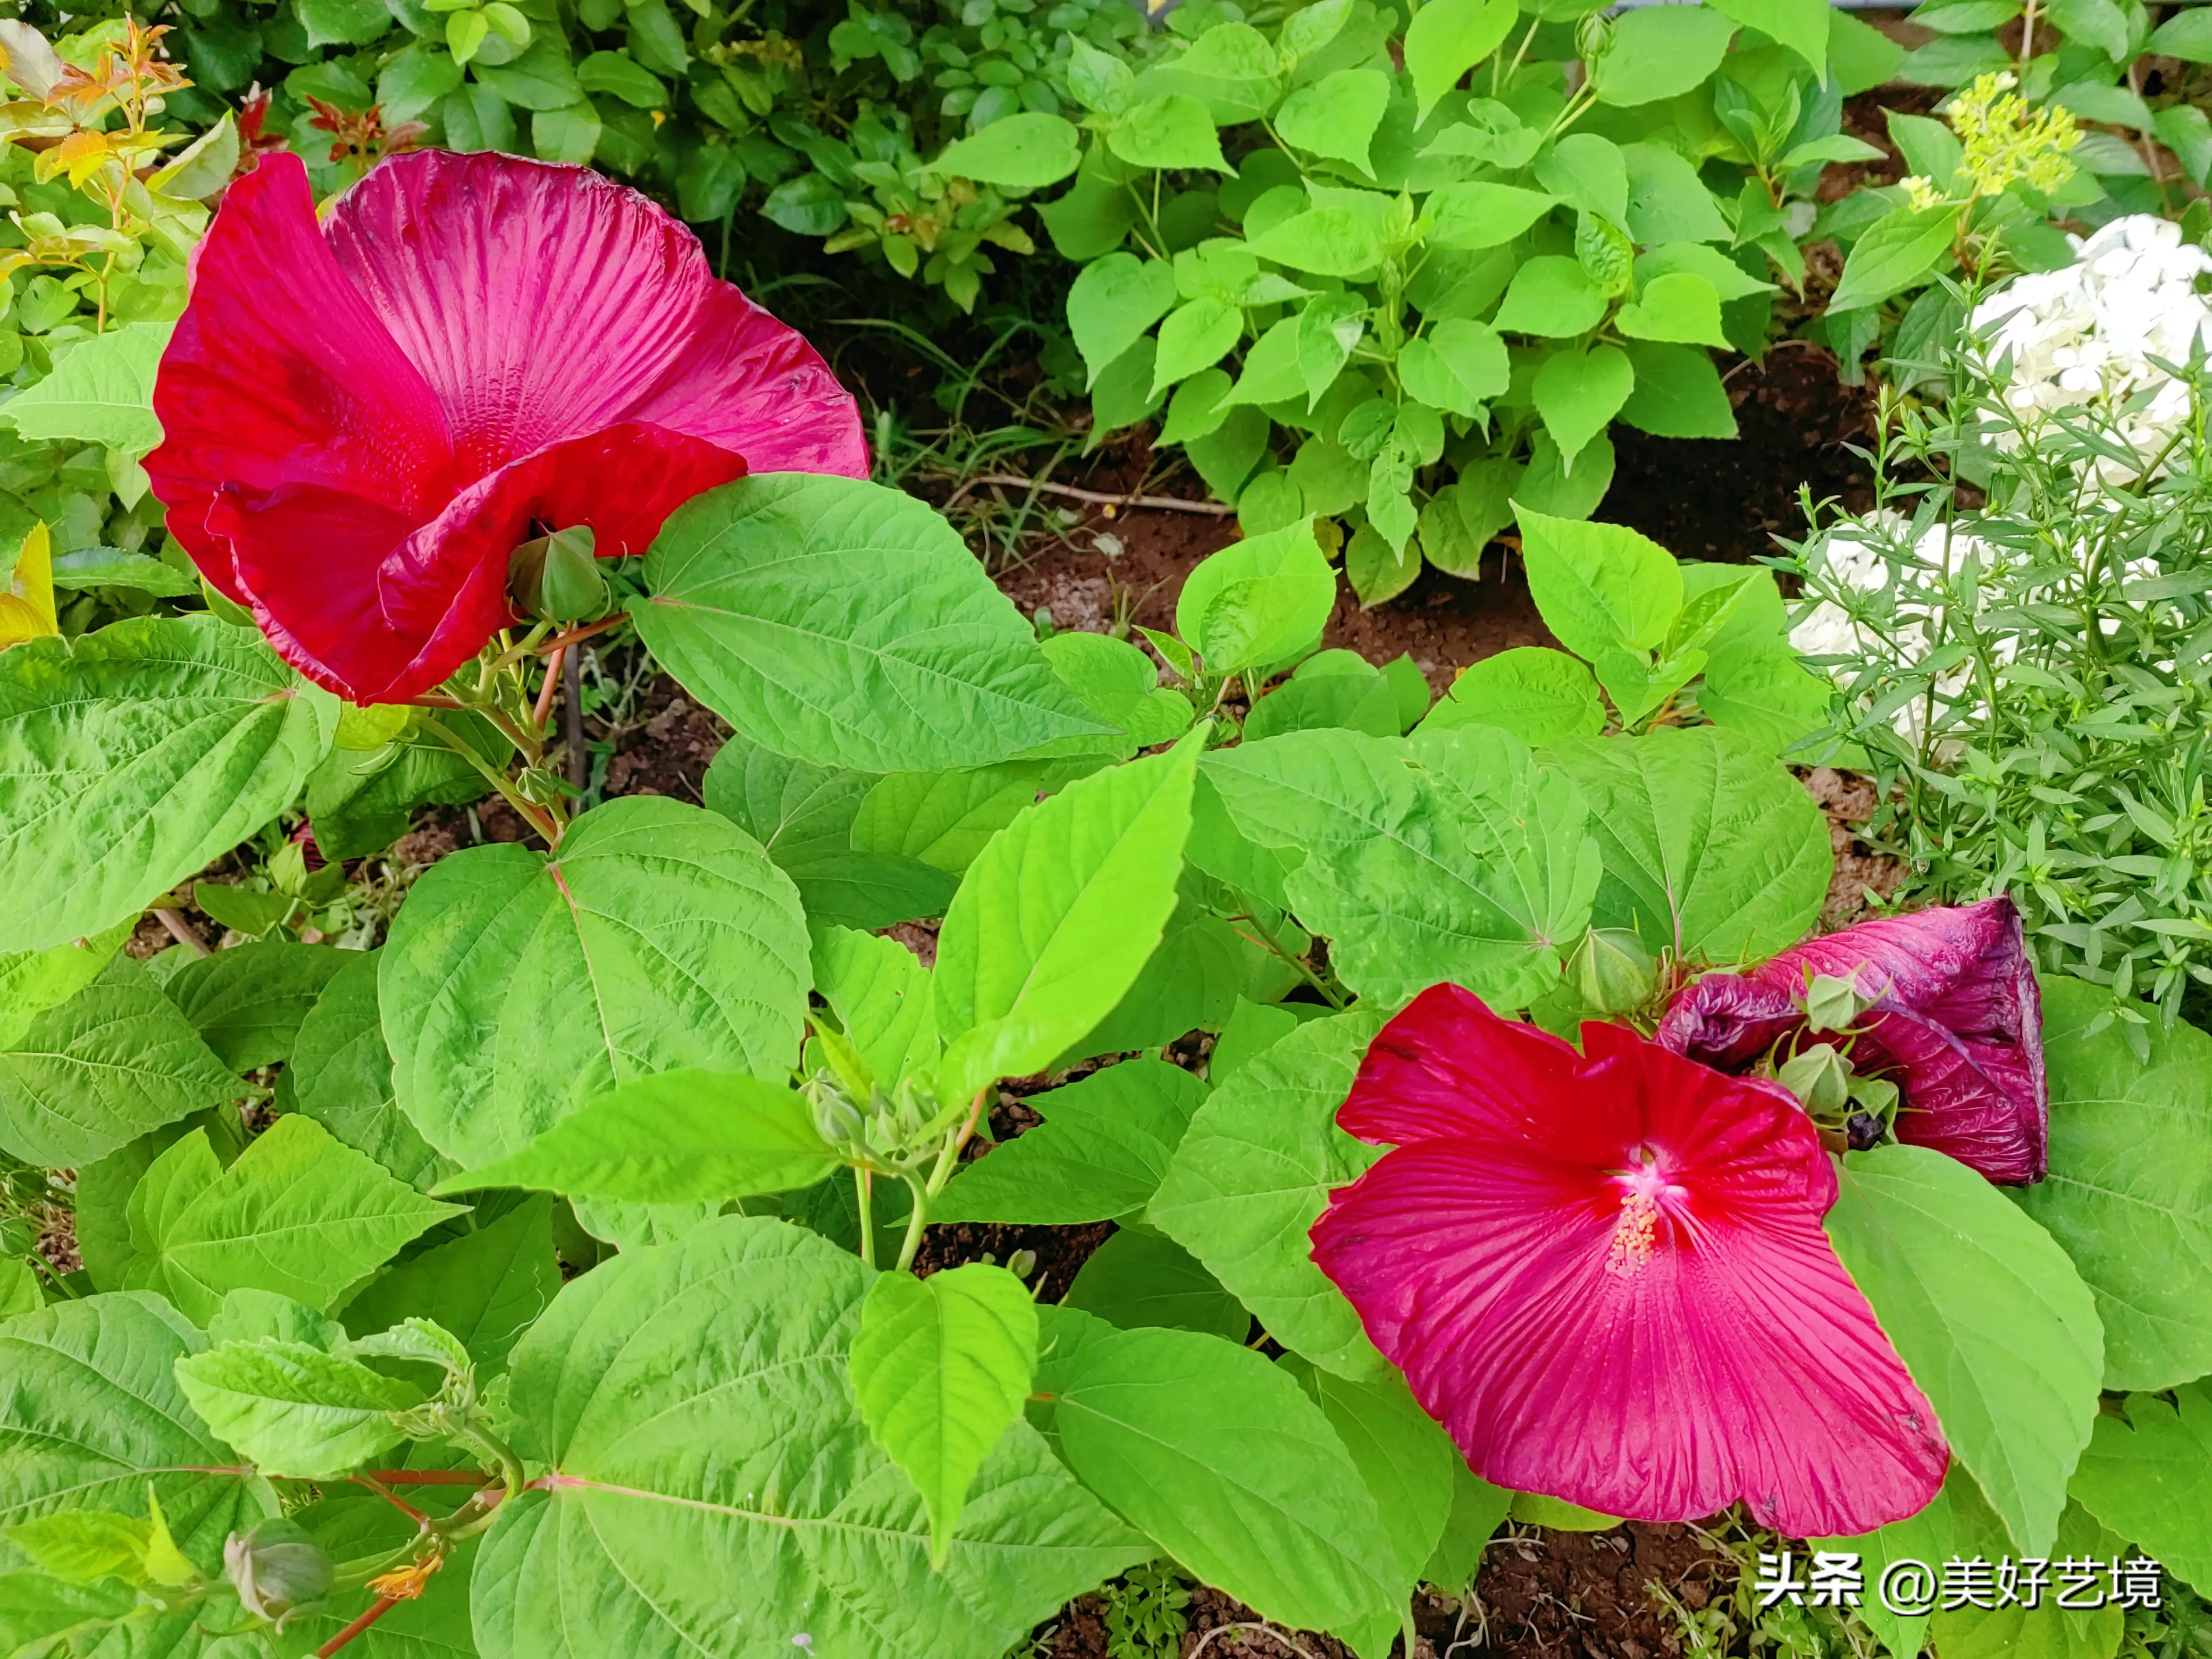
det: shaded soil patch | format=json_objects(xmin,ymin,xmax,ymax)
[
  {"xmin": 1604, "ymin": 347, "xmax": 1878, "ymax": 564},
  {"xmin": 1475, "ymin": 1522, "xmax": 1740, "ymax": 1659}
]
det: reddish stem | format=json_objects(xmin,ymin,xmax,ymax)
[
  {"xmin": 403, "ymin": 693, "xmax": 467, "ymax": 710},
  {"xmin": 317, "ymin": 1597, "xmax": 400, "ymax": 1657},
  {"xmin": 535, "ymin": 614, "xmax": 624, "ymax": 655},
  {"xmin": 532, "ymin": 646, "xmax": 565, "ymax": 731},
  {"xmin": 356, "ymin": 1470, "xmax": 500, "ymax": 1487},
  {"xmin": 351, "ymin": 1475, "xmax": 427, "ymax": 1522}
]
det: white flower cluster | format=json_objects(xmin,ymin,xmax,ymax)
[
  {"xmin": 1970, "ymin": 215, "xmax": 2212, "ymax": 472},
  {"xmin": 1791, "ymin": 517, "xmax": 1987, "ymax": 747},
  {"xmin": 1792, "ymin": 505, "xmax": 2170, "ymax": 744}
]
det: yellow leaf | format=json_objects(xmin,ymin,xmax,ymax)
[{"xmin": 0, "ymin": 521, "xmax": 59, "ymax": 647}]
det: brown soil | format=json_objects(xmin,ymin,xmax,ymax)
[
  {"xmin": 911, "ymin": 1218, "xmax": 1116, "ymax": 1304},
  {"xmin": 1604, "ymin": 349, "xmax": 1876, "ymax": 564},
  {"xmin": 1804, "ymin": 766, "xmax": 1911, "ymax": 931},
  {"xmin": 1475, "ymin": 1523, "xmax": 1739, "ymax": 1659}
]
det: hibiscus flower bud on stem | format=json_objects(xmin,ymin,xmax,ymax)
[
  {"xmin": 1802, "ymin": 972, "xmax": 1869, "ymax": 1034},
  {"xmin": 1776, "ymin": 1042, "xmax": 1854, "ymax": 1117},
  {"xmin": 507, "ymin": 525, "xmax": 608, "ymax": 627},
  {"xmin": 224, "ymin": 1519, "xmax": 335, "ymax": 1630},
  {"xmin": 1568, "ymin": 928, "xmax": 1658, "ymax": 1017}
]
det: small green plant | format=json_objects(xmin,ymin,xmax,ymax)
[{"xmin": 1104, "ymin": 1560, "xmax": 1193, "ymax": 1659}]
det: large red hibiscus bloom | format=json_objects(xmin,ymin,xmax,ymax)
[
  {"xmin": 148, "ymin": 150, "xmax": 867, "ymax": 703},
  {"xmin": 1656, "ymin": 898, "xmax": 2046, "ymax": 1184},
  {"xmin": 1311, "ymin": 985, "xmax": 1947, "ymax": 1539}
]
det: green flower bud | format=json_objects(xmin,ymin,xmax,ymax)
[
  {"xmin": 1802, "ymin": 972, "xmax": 1867, "ymax": 1034},
  {"xmin": 1776, "ymin": 1043, "xmax": 1853, "ymax": 1117},
  {"xmin": 223, "ymin": 1519, "xmax": 333, "ymax": 1629},
  {"xmin": 806, "ymin": 1078, "xmax": 866, "ymax": 1147},
  {"xmin": 507, "ymin": 525, "xmax": 608, "ymax": 625},
  {"xmin": 1568, "ymin": 928, "xmax": 1657, "ymax": 1015}
]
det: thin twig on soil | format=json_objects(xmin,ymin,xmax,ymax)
[
  {"xmin": 946, "ymin": 474, "xmax": 1236, "ymax": 516},
  {"xmin": 149, "ymin": 907, "xmax": 210, "ymax": 956},
  {"xmin": 1188, "ymin": 1621, "xmax": 1323, "ymax": 1659}
]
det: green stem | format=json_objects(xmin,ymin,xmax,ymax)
[
  {"xmin": 893, "ymin": 1174, "xmax": 932, "ymax": 1273},
  {"xmin": 446, "ymin": 1417, "xmax": 526, "ymax": 1499},
  {"xmin": 415, "ymin": 715, "xmax": 564, "ymax": 845},
  {"xmin": 1228, "ymin": 887, "xmax": 1347, "ymax": 1008},
  {"xmin": 892, "ymin": 1091, "xmax": 989, "ymax": 1272},
  {"xmin": 853, "ymin": 1166, "xmax": 876, "ymax": 1269}
]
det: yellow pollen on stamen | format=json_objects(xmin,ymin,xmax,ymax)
[{"xmin": 1606, "ymin": 1189, "xmax": 1662, "ymax": 1274}]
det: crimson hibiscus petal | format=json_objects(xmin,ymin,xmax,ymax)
[
  {"xmin": 1311, "ymin": 985, "xmax": 1947, "ymax": 1538},
  {"xmin": 148, "ymin": 149, "xmax": 866, "ymax": 703},
  {"xmin": 1656, "ymin": 898, "xmax": 2046, "ymax": 1184}
]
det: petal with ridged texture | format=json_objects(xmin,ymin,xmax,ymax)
[{"xmin": 321, "ymin": 149, "xmax": 868, "ymax": 477}]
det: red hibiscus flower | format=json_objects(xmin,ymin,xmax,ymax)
[
  {"xmin": 1310, "ymin": 985, "xmax": 1947, "ymax": 1539},
  {"xmin": 147, "ymin": 150, "xmax": 867, "ymax": 704},
  {"xmin": 1655, "ymin": 898, "xmax": 2046, "ymax": 1184}
]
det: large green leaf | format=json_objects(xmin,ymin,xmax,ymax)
[
  {"xmin": 1830, "ymin": 204, "xmax": 1964, "ymax": 313},
  {"xmin": 434, "ymin": 1070, "xmax": 842, "ymax": 1203},
  {"xmin": 0, "ymin": 321, "xmax": 170, "ymax": 454},
  {"xmin": 1060, "ymin": 885, "xmax": 1301, "ymax": 1060},
  {"xmin": 1931, "ymin": 1475, "xmax": 2125, "ymax": 1659},
  {"xmin": 1547, "ymin": 724, "xmax": 1829, "ymax": 963},
  {"xmin": 935, "ymin": 1058, "xmax": 1209, "ymax": 1224},
  {"xmin": 173, "ymin": 1337, "xmax": 424, "ymax": 1479},
  {"xmin": 161, "ymin": 941, "xmax": 353, "ymax": 1072},
  {"xmin": 1149, "ymin": 1007, "xmax": 1388, "ymax": 1378},
  {"xmin": 122, "ymin": 1117, "xmax": 462, "ymax": 1326},
  {"xmin": 475, "ymin": 1216, "xmax": 1147, "ymax": 1659},
  {"xmin": 701, "ymin": 732, "xmax": 956, "ymax": 931},
  {"xmin": 1062, "ymin": 1225, "xmax": 1251, "ymax": 1339},
  {"xmin": 1201, "ymin": 725, "xmax": 1599, "ymax": 1007},
  {"xmin": 0, "ymin": 957, "xmax": 236, "ymax": 1168},
  {"xmin": 635, "ymin": 475, "xmax": 1106, "ymax": 772},
  {"xmin": 850, "ymin": 763, "xmax": 1048, "ymax": 874},
  {"xmin": 340, "ymin": 1195, "xmax": 560, "ymax": 1373},
  {"xmin": 1174, "ymin": 518, "xmax": 1336, "ymax": 675},
  {"xmin": 1828, "ymin": 1144, "xmax": 2104, "ymax": 1556},
  {"xmin": 289, "ymin": 949, "xmax": 451, "ymax": 1192},
  {"xmin": 0, "ymin": 1292, "xmax": 272, "ymax": 1569},
  {"xmin": 0, "ymin": 921, "xmax": 132, "ymax": 1050},
  {"xmin": 850, "ymin": 1263, "xmax": 1039, "ymax": 1564},
  {"xmin": 380, "ymin": 795, "xmax": 810, "ymax": 1168},
  {"xmin": 1285, "ymin": 1357, "xmax": 1460, "ymax": 1595},
  {"xmin": 934, "ymin": 111, "xmax": 1084, "ymax": 187},
  {"xmin": 2069, "ymin": 1382, "xmax": 2212, "ymax": 1596},
  {"xmin": 2015, "ymin": 978, "xmax": 2212, "ymax": 1390},
  {"xmin": 0, "ymin": 616, "xmax": 338, "ymax": 952},
  {"xmin": 933, "ymin": 736, "xmax": 1200, "ymax": 1102},
  {"xmin": 1034, "ymin": 1306, "xmax": 1402, "ymax": 1637},
  {"xmin": 814, "ymin": 926, "xmax": 940, "ymax": 1087}
]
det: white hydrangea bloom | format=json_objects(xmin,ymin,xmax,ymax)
[
  {"xmin": 1970, "ymin": 215, "xmax": 2212, "ymax": 474},
  {"xmin": 1791, "ymin": 514, "xmax": 1996, "ymax": 744}
]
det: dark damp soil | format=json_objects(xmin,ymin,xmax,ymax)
[{"xmin": 1028, "ymin": 1527, "xmax": 1742, "ymax": 1659}]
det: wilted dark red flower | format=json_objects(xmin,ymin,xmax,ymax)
[
  {"xmin": 148, "ymin": 150, "xmax": 866, "ymax": 704},
  {"xmin": 1655, "ymin": 898, "xmax": 2045, "ymax": 1184},
  {"xmin": 1311, "ymin": 985, "xmax": 1947, "ymax": 1538}
]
